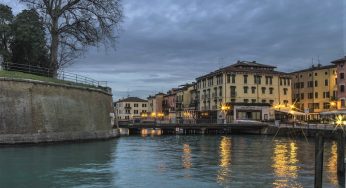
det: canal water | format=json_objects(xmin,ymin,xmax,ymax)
[{"xmin": 0, "ymin": 135, "xmax": 343, "ymax": 188}]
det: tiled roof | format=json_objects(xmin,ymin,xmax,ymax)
[
  {"xmin": 196, "ymin": 60, "xmax": 287, "ymax": 80},
  {"xmin": 331, "ymin": 56, "xmax": 346, "ymax": 64},
  {"xmin": 116, "ymin": 97, "xmax": 147, "ymax": 103},
  {"xmin": 290, "ymin": 64, "xmax": 336, "ymax": 74}
]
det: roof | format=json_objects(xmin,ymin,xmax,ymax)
[
  {"xmin": 196, "ymin": 60, "xmax": 287, "ymax": 80},
  {"xmin": 116, "ymin": 97, "xmax": 147, "ymax": 103},
  {"xmin": 290, "ymin": 64, "xmax": 336, "ymax": 74},
  {"xmin": 331, "ymin": 56, "xmax": 346, "ymax": 64}
]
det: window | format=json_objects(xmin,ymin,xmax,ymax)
[
  {"xmin": 315, "ymin": 73, "xmax": 317, "ymax": 76},
  {"xmin": 251, "ymin": 87, "xmax": 256, "ymax": 94},
  {"xmin": 325, "ymin": 79, "xmax": 328, "ymax": 86},
  {"xmin": 230, "ymin": 86, "xmax": 236, "ymax": 97},
  {"xmin": 134, "ymin": 110, "xmax": 138, "ymax": 114},
  {"xmin": 219, "ymin": 86, "xmax": 222, "ymax": 97},
  {"xmin": 269, "ymin": 100, "xmax": 274, "ymax": 105},
  {"xmin": 280, "ymin": 78, "xmax": 283, "ymax": 85},
  {"xmin": 231, "ymin": 75, "xmax": 236, "ymax": 83},
  {"xmin": 325, "ymin": 71, "xmax": 328, "ymax": 75},
  {"xmin": 300, "ymin": 93, "xmax": 304, "ymax": 99},
  {"xmin": 262, "ymin": 87, "xmax": 266, "ymax": 94},
  {"xmin": 342, "ymin": 99, "xmax": 346, "ymax": 107},
  {"xmin": 341, "ymin": 85, "xmax": 345, "ymax": 93},
  {"xmin": 308, "ymin": 93, "xmax": 313, "ymax": 99},
  {"xmin": 269, "ymin": 88, "xmax": 274, "ymax": 94},
  {"xmin": 125, "ymin": 109, "xmax": 130, "ymax": 114},
  {"xmin": 308, "ymin": 81, "xmax": 313, "ymax": 87},
  {"xmin": 134, "ymin": 103, "xmax": 138, "ymax": 107},
  {"xmin": 341, "ymin": 73, "xmax": 344, "ymax": 79},
  {"xmin": 254, "ymin": 75, "xmax": 261, "ymax": 84},
  {"xmin": 243, "ymin": 75, "xmax": 248, "ymax": 84},
  {"xmin": 315, "ymin": 92, "xmax": 318, "ymax": 98},
  {"xmin": 300, "ymin": 82, "xmax": 304, "ymax": 88},
  {"xmin": 323, "ymin": 92, "xmax": 330, "ymax": 98},
  {"xmin": 125, "ymin": 103, "xmax": 131, "ymax": 107},
  {"xmin": 244, "ymin": 99, "xmax": 249, "ymax": 103},
  {"xmin": 314, "ymin": 80, "xmax": 318, "ymax": 87},
  {"xmin": 243, "ymin": 86, "xmax": 248, "ymax": 94},
  {"xmin": 227, "ymin": 75, "xmax": 230, "ymax": 83},
  {"xmin": 142, "ymin": 110, "xmax": 147, "ymax": 113},
  {"xmin": 142, "ymin": 104, "xmax": 147, "ymax": 107},
  {"xmin": 251, "ymin": 99, "xmax": 256, "ymax": 103},
  {"xmin": 262, "ymin": 99, "xmax": 266, "ymax": 103},
  {"xmin": 309, "ymin": 73, "xmax": 312, "ymax": 77},
  {"xmin": 283, "ymin": 88, "xmax": 288, "ymax": 95},
  {"xmin": 323, "ymin": 103, "xmax": 330, "ymax": 109},
  {"xmin": 125, "ymin": 116, "xmax": 129, "ymax": 120}
]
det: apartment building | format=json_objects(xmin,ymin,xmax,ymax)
[
  {"xmin": 332, "ymin": 56, "xmax": 346, "ymax": 109},
  {"xmin": 196, "ymin": 60, "xmax": 292, "ymax": 122},
  {"xmin": 163, "ymin": 89, "xmax": 178, "ymax": 123},
  {"xmin": 114, "ymin": 97, "xmax": 148, "ymax": 120},
  {"xmin": 175, "ymin": 83, "xmax": 198, "ymax": 123},
  {"xmin": 291, "ymin": 64, "xmax": 337, "ymax": 118}
]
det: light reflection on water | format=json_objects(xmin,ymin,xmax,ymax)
[{"xmin": 0, "ymin": 135, "xmax": 344, "ymax": 187}]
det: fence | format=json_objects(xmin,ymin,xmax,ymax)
[{"xmin": 0, "ymin": 62, "xmax": 108, "ymax": 89}]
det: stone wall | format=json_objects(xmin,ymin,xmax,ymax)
[{"xmin": 0, "ymin": 78, "xmax": 118, "ymax": 144}]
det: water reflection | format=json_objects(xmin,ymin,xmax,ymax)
[
  {"xmin": 217, "ymin": 136, "xmax": 232, "ymax": 185},
  {"xmin": 327, "ymin": 142, "xmax": 338, "ymax": 185},
  {"xmin": 272, "ymin": 141, "xmax": 302, "ymax": 188},
  {"xmin": 182, "ymin": 143, "xmax": 192, "ymax": 169}
]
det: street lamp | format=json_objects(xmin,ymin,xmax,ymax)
[{"xmin": 220, "ymin": 104, "xmax": 231, "ymax": 124}]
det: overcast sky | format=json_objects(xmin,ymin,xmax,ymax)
[{"xmin": 2, "ymin": 0, "xmax": 346, "ymax": 100}]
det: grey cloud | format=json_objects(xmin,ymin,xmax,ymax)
[{"xmin": 2, "ymin": 0, "xmax": 345, "ymax": 100}]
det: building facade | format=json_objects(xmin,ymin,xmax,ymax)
[
  {"xmin": 175, "ymin": 83, "xmax": 198, "ymax": 124},
  {"xmin": 196, "ymin": 61, "xmax": 292, "ymax": 122},
  {"xmin": 114, "ymin": 97, "xmax": 148, "ymax": 121},
  {"xmin": 332, "ymin": 56, "xmax": 346, "ymax": 109},
  {"xmin": 291, "ymin": 64, "xmax": 337, "ymax": 118}
]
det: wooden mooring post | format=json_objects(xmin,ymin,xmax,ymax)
[
  {"xmin": 315, "ymin": 131, "xmax": 324, "ymax": 188},
  {"xmin": 336, "ymin": 129, "xmax": 345, "ymax": 186}
]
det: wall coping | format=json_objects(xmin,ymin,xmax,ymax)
[{"xmin": 0, "ymin": 77, "xmax": 112, "ymax": 96}]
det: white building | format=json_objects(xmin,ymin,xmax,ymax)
[{"xmin": 114, "ymin": 97, "xmax": 148, "ymax": 121}]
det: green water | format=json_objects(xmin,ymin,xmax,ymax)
[{"xmin": 0, "ymin": 135, "xmax": 343, "ymax": 187}]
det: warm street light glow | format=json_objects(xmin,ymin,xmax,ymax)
[
  {"xmin": 330, "ymin": 101, "xmax": 336, "ymax": 107},
  {"xmin": 151, "ymin": 112, "xmax": 156, "ymax": 117},
  {"xmin": 221, "ymin": 104, "xmax": 231, "ymax": 111},
  {"xmin": 141, "ymin": 113, "xmax": 148, "ymax": 118},
  {"xmin": 335, "ymin": 115, "xmax": 344, "ymax": 126}
]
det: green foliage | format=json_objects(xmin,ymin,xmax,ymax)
[
  {"xmin": 11, "ymin": 9, "xmax": 49, "ymax": 68},
  {"xmin": 0, "ymin": 4, "xmax": 13, "ymax": 63}
]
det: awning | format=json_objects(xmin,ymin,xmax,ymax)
[
  {"xmin": 320, "ymin": 110, "xmax": 346, "ymax": 115},
  {"xmin": 274, "ymin": 109, "xmax": 306, "ymax": 116}
]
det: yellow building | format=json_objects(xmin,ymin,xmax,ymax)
[
  {"xmin": 291, "ymin": 64, "xmax": 337, "ymax": 119},
  {"xmin": 175, "ymin": 83, "xmax": 198, "ymax": 124},
  {"xmin": 196, "ymin": 61, "xmax": 292, "ymax": 122}
]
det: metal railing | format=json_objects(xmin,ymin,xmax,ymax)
[{"xmin": 1, "ymin": 62, "xmax": 108, "ymax": 89}]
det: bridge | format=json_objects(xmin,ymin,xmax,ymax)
[{"xmin": 118, "ymin": 122, "xmax": 269, "ymax": 135}]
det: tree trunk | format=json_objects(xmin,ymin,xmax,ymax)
[{"xmin": 50, "ymin": 17, "xmax": 59, "ymax": 77}]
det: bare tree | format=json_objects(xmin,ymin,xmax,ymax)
[{"xmin": 20, "ymin": 0, "xmax": 123, "ymax": 74}]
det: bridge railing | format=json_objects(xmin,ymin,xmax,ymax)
[{"xmin": 0, "ymin": 62, "xmax": 108, "ymax": 89}]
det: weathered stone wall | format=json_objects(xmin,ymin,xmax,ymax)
[{"xmin": 0, "ymin": 78, "xmax": 118, "ymax": 144}]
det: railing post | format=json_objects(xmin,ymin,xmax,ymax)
[{"xmin": 314, "ymin": 131, "xmax": 324, "ymax": 188}]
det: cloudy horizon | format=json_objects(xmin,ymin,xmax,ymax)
[{"xmin": 1, "ymin": 0, "xmax": 345, "ymax": 100}]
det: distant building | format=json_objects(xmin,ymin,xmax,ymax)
[
  {"xmin": 147, "ymin": 93, "xmax": 165, "ymax": 120},
  {"xmin": 114, "ymin": 97, "xmax": 148, "ymax": 121},
  {"xmin": 175, "ymin": 83, "xmax": 198, "ymax": 124},
  {"xmin": 332, "ymin": 56, "xmax": 346, "ymax": 109},
  {"xmin": 196, "ymin": 60, "xmax": 292, "ymax": 122},
  {"xmin": 291, "ymin": 64, "xmax": 337, "ymax": 119}
]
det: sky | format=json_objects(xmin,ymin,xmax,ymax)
[{"xmin": 1, "ymin": 0, "xmax": 346, "ymax": 100}]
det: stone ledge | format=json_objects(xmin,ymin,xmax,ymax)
[
  {"xmin": 0, "ymin": 129, "xmax": 119, "ymax": 144},
  {"xmin": 0, "ymin": 77, "xmax": 112, "ymax": 96}
]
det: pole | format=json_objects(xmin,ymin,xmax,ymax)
[
  {"xmin": 314, "ymin": 131, "xmax": 324, "ymax": 188},
  {"xmin": 337, "ymin": 129, "xmax": 345, "ymax": 182}
]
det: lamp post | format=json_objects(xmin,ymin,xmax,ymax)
[{"xmin": 221, "ymin": 104, "xmax": 231, "ymax": 124}]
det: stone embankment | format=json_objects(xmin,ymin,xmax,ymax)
[{"xmin": 0, "ymin": 77, "xmax": 118, "ymax": 144}]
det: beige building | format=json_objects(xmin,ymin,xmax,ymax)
[
  {"xmin": 175, "ymin": 83, "xmax": 198, "ymax": 123},
  {"xmin": 291, "ymin": 64, "xmax": 337, "ymax": 118},
  {"xmin": 114, "ymin": 97, "xmax": 148, "ymax": 121},
  {"xmin": 196, "ymin": 61, "xmax": 292, "ymax": 122}
]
